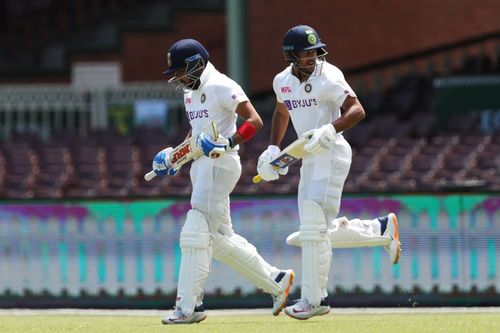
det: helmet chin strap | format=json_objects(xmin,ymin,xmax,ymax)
[
  {"xmin": 293, "ymin": 64, "xmax": 314, "ymax": 81},
  {"xmin": 292, "ymin": 58, "xmax": 324, "ymax": 81},
  {"xmin": 287, "ymin": 50, "xmax": 328, "ymax": 81}
]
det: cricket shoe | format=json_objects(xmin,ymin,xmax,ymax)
[
  {"xmin": 271, "ymin": 269, "xmax": 295, "ymax": 316},
  {"xmin": 284, "ymin": 297, "xmax": 330, "ymax": 320},
  {"xmin": 379, "ymin": 212, "xmax": 401, "ymax": 264},
  {"xmin": 161, "ymin": 305, "xmax": 207, "ymax": 325}
]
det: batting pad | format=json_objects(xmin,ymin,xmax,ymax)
[
  {"xmin": 176, "ymin": 209, "xmax": 211, "ymax": 315},
  {"xmin": 287, "ymin": 216, "xmax": 392, "ymax": 248},
  {"xmin": 298, "ymin": 200, "xmax": 331, "ymax": 306},
  {"xmin": 212, "ymin": 233, "xmax": 281, "ymax": 296}
]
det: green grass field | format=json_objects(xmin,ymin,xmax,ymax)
[{"xmin": 1, "ymin": 310, "xmax": 499, "ymax": 333}]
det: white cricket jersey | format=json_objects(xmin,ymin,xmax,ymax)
[
  {"xmin": 183, "ymin": 62, "xmax": 249, "ymax": 142},
  {"xmin": 273, "ymin": 61, "xmax": 356, "ymax": 137}
]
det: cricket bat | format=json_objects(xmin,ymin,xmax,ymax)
[
  {"xmin": 252, "ymin": 134, "xmax": 312, "ymax": 184},
  {"xmin": 144, "ymin": 121, "xmax": 222, "ymax": 181}
]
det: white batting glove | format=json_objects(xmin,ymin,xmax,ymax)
[
  {"xmin": 257, "ymin": 145, "xmax": 289, "ymax": 182},
  {"xmin": 303, "ymin": 123, "xmax": 337, "ymax": 155}
]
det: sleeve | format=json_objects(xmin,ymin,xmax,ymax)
[
  {"xmin": 322, "ymin": 70, "xmax": 357, "ymax": 108},
  {"xmin": 217, "ymin": 79, "xmax": 249, "ymax": 113},
  {"xmin": 273, "ymin": 76, "xmax": 284, "ymax": 103}
]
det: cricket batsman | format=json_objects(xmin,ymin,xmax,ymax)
[
  {"xmin": 256, "ymin": 25, "xmax": 401, "ymax": 319},
  {"xmin": 152, "ymin": 39, "xmax": 294, "ymax": 324}
]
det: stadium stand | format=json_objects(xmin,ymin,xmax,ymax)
[
  {"xmin": 0, "ymin": 63, "xmax": 498, "ymax": 199},
  {"xmin": 0, "ymin": 78, "xmax": 498, "ymax": 198},
  {"xmin": 0, "ymin": 1, "xmax": 498, "ymax": 198},
  {"xmin": 0, "ymin": 0, "xmax": 224, "ymax": 76}
]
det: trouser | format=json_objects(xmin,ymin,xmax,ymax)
[{"xmin": 175, "ymin": 153, "xmax": 281, "ymax": 315}]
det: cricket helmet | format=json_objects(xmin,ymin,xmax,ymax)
[
  {"xmin": 163, "ymin": 39, "xmax": 209, "ymax": 75},
  {"xmin": 282, "ymin": 25, "xmax": 327, "ymax": 63}
]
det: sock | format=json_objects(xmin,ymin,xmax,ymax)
[{"xmin": 378, "ymin": 216, "xmax": 388, "ymax": 235}]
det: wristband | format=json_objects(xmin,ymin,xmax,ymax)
[
  {"xmin": 236, "ymin": 121, "xmax": 257, "ymax": 142},
  {"xmin": 228, "ymin": 137, "xmax": 235, "ymax": 149}
]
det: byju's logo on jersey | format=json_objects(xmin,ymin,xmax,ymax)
[
  {"xmin": 283, "ymin": 99, "xmax": 318, "ymax": 111},
  {"xmin": 281, "ymin": 86, "xmax": 292, "ymax": 93},
  {"xmin": 186, "ymin": 109, "xmax": 209, "ymax": 120}
]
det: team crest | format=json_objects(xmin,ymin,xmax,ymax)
[
  {"xmin": 167, "ymin": 52, "xmax": 172, "ymax": 67},
  {"xmin": 201, "ymin": 93, "xmax": 206, "ymax": 103},
  {"xmin": 305, "ymin": 83, "xmax": 312, "ymax": 93},
  {"xmin": 307, "ymin": 34, "xmax": 317, "ymax": 45}
]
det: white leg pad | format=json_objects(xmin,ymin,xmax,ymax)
[
  {"xmin": 287, "ymin": 216, "xmax": 391, "ymax": 248},
  {"xmin": 299, "ymin": 200, "xmax": 331, "ymax": 306},
  {"xmin": 330, "ymin": 217, "xmax": 391, "ymax": 247},
  {"xmin": 212, "ymin": 233, "xmax": 281, "ymax": 295},
  {"xmin": 176, "ymin": 209, "xmax": 211, "ymax": 315}
]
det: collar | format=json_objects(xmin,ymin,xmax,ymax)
[{"xmin": 197, "ymin": 61, "xmax": 216, "ymax": 89}]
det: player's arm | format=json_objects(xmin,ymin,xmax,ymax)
[
  {"xmin": 227, "ymin": 101, "xmax": 263, "ymax": 147},
  {"xmin": 145, "ymin": 129, "xmax": 196, "ymax": 180},
  {"xmin": 332, "ymin": 96, "xmax": 365, "ymax": 132},
  {"xmin": 302, "ymin": 96, "xmax": 365, "ymax": 155},
  {"xmin": 270, "ymin": 101, "xmax": 290, "ymax": 147},
  {"xmin": 256, "ymin": 102, "xmax": 290, "ymax": 182}
]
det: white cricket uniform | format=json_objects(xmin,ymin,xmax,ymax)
[
  {"xmin": 183, "ymin": 61, "xmax": 246, "ymax": 235},
  {"xmin": 274, "ymin": 61, "xmax": 390, "ymax": 305},
  {"xmin": 175, "ymin": 62, "xmax": 281, "ymax": 314},
  {"xmin": 273, "ymin": 61, "xmax": 354, "ymax": 222}
]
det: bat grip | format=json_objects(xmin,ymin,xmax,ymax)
[
  {"xmin": 144, "ymin": 170, "xmax": 157, "ymax": 181},
  {"xmin": 252, "ymin": 175, "xmax": 262, "ymax": 184},
  {"xmin": 209, "ymin": 146, "xmax": 226, "ymax": 159}
]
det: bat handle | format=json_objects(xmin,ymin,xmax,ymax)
[
  {"xmin": 209, "ymin": 146, "xmax": 226, "ymax": 159},
  {"xmin": 144, "ymin": 170, "xmax": 157, "ymax": 181},
  {"xmin": 252, "ymin": 175, "xmax": 262, "ymax": 184}
]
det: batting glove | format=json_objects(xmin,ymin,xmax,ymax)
[
  {"xmin": 257, "ymin": 145, "xmax": 289, "ymax": 182},
  {"xmin": 196, "ymin": 132, "xmax": 228, "ymax": 159},
  {"xmin": 303, "ymin": 123, "xmax": 336, "ymax": 154},
  {"xmin": 152, "ymin": 147, "xmax": 179, "ymax": 176}
]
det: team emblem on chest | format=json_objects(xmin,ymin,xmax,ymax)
[
  {"xmin": 305, "ymin": 83, "xmax": 312, "ymax": 93},
  {"xmin": 201, "ymin": 93, "xmax": 206, "ymax": 103}
]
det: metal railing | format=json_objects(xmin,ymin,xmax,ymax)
[{"xmin": 0, "ymin": 83, "xmax": 183, "ymax": 140}]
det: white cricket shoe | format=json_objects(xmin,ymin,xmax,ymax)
[
  {"xmin": 271, "ymin": 269, "xmax": 295, "ymax": 316},
  {"xmin": 379, "ymin": 212, "xmax": 401, "ymax": 264},
  {"xmin": 284, "ymin": 298, "xmax": 330, "ymax": 320},
  {"xmin": 161, "ymin": 305, "xmax": 207, "ymax": 325}
]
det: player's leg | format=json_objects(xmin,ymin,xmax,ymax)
[
  {"xmin": 206, "ymin": 154, "xmax": 294, "ymax": 315},
  {"xmin": 190, "ymin": 154, "xmax": 241, "ymax": 234},
  {"xmin": 325, "ymin": 139, "xmax": 401, "ymax": 262},
  {"xmin": 212, "ymin": 232, "xmax": 295, "ymax": 315},
  {"xmin": 286, "ymin": 138, "xmax": 401, "ymax": 263},
  {"xmin": 285, "ymin": 139, "xmax": 350, "ymax": 320},
  {"xmin": 284, "ymin": 199, "xmax": 331, "ymax": 319},
  {"xmin": 332, "ymin": 213, "xmax": 400, "ymax": 263},
  {"xmin": 286, "ymin": 212, "xmax": 401, "ymax": 264},
  {"xmin": 162, "ymin": 209, "xmax": 210, "ymax": 325},
  {"xmin": 163, "ymin": 155, "xmax": 238, "ymax": 324}
]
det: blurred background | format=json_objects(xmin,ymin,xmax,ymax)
[{"xmin": 0, "ymin": 0, "xmax": 499, "ymax": 309}]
